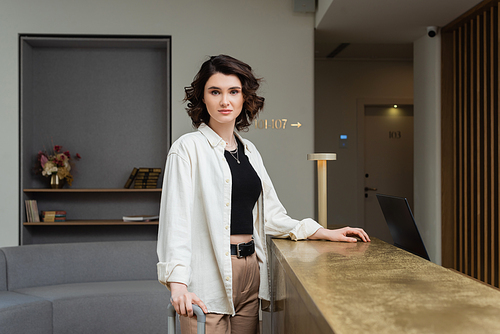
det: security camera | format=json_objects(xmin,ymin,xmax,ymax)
[{"xmin": 427, "ymin": 26, "xmax": 438, "ymax": 38}]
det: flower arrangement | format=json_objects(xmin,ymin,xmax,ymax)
[{"xmin": 36, "ymin": 144, "xmax": 81, "ymax": 186}]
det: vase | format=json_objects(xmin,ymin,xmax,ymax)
[{"xmin": 50, "ymin": 174, "xmax": 65, "ymax": 189}]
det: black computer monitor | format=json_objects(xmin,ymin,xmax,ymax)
[{"xmin": 376, "ymin": 194, "xmax": 430, "ymax": 261}]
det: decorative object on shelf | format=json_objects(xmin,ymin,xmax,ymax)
[
  {"xmin": 50, "ymin": 174, "xmax": 65, "ymax": 189},
  {"xmin": 124, "ymin": 167, "xmax": 161, "ymax": 189},
  {"xmin": 133, "ymin": 167, "xmax": 161, "ymax": 189},
  {"xmin": 122, "ymin": 215, "xmax": 159, "ymax": 222},
  {"xmin": 307, "ymin": 153, "xmax": 337, "ymax": 229},
  {"xmin": 35, "ymin": 143, "xmax": 81, "ymax": 187}
]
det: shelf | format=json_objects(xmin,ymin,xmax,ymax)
[
  {"xmin": 23, "ymin": 188, "xmax": 161, "ymax": 193},
  {"xmin": 20, "ymin": 35, "xmax": 171, "ymax": 244},
  {"xmin": 24, "ymin": 220, "xmax": 159, "ymax": 226}
]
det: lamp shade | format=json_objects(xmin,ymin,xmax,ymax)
[{"xmin": 307, "ymin": 153, "xmax": 337, "ymax": 161}]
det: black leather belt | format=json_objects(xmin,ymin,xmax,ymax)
[{"xmin": 230, "ymin": 240, "xmax": 255, "ymax": 258}]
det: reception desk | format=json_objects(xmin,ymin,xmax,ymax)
[{"xmin": 265, "ymin": 237, "xmax": 500, "ymax": 334}]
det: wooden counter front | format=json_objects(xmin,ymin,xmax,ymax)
[{"xmin": 267, "ymin": 237, "xmax": 500, "ymax": 334}]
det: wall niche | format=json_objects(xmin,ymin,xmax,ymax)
[{"xmin": 20, "ymin": 35, "xmax": 171, "ymax": 245}]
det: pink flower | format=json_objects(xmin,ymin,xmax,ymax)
[
  {"xmin": 40, "ymin": 155, "xmax": 48, "ymax": 168},
  {"xmin": 64, "ymin": 151, "xmax": 70, "ymax": 158},
  {"xmin": 75, "ymin": 153, "xmax": 81, "ymax": 160},
  {"xmin": 54, "ymin": 145, "xmax": 62, "ymax": 153}
]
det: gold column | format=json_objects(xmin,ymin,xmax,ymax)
[{"xmin": 307, "ymin": 153, "xmax": 337, "ymax": 228}]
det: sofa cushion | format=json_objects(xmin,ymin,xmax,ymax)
[
  {"xmin": 2, "ymin": 240, "xmax": 158, "ymax": 290},
  {"xmin": 15, "ymin": 280, "xmax": 171, "ymax": 334},
  {"xmin": 0, "ymin": 249, "xmax": 6, "ymax": 291},
  {"xmin": 0, "ymin": 291, "xmax": 52, "ymax": 334}
]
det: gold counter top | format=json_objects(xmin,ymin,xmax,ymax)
[{"xmin": 271, "ymin": 238, "xmax": 500, "ymax": 334}]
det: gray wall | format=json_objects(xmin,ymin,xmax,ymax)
[
  {"xmin": 0, "ymin": 0, "xmax": 316, "ymax": 246},
  {"xmin": 314, "ymin": 59, "xmax": 414, "ymax": 227}
]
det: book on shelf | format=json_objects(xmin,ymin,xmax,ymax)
[
  {"xmin": 124, "ymin": 167, "xmax": 139, "ymax": 189},
  {"xmin": 138, "ymin": 168, "xmax": 161, "ymax": 173},
  {"xmin": 41, "ymin": 211, "xmax": 67, "ymax": 222},
  {"xmin": 24, "ymin": 200, "xmax": 40, "ymax": 223},
  {"xmin": 134, "ymin": 180, "xmax": 158, "ymax": 185},
  {"xmin": 42, "ymin": 217, "xmax": 66, "ymax": 222},
  {"xmin": 133, "ymin": 185, "xmax": 158, "ymax": 189},
  {"xmin": 41, "ymin": 211, "xmax": 66, "ymax": 216},
  {"xmin": 135, "ymin": 173, "xmax": 160, "ymax": 179},
  {"xmin": 122, "ymin": 215, "xmax": 159, "ymax": 222},
  {"xmin": 25, "ymin": 200, "xmax": 32, "ymax": 222}
]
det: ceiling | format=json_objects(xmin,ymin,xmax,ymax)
[{"xmin": 315, "ymin": 0, "xmax": 483, "ymax": 59}]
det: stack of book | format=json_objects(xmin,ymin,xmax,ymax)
[
  {"xmin": 41, "ymin": 211, "xmax": 67, "ymax": 222},
  {"xmin": 124, "ymin": 167, "xmax": 161, "ymax": 189},
  {"xmin": 25, "ymin": 200, "xmax": 40, "ymax": 223},
  {"xmin": 134, "ymin": 168, "xmax": 161, "ymax": 188}
]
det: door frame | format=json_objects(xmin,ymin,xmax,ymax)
[{"xmin": 356, "ymin": 97, "xmax": 414, "ymax": 228}]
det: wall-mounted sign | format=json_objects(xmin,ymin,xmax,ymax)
[
  {"xmin": 389, "ymin": 131, "xmax": 402, "ymax": 139},
  {"xmin": 254, "ymin": 119, "xmax": 302, "ymax": 130}
]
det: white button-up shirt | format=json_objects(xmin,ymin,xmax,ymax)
[{"xmin": 157, "ymin": 124, "xmax": 321, "ymax": 315}]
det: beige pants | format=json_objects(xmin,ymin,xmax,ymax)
[{"xmin": 180, "ymin": 252, "xmax": 260, "ymax": 334}]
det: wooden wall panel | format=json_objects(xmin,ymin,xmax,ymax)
[{"xmin": 442, "ymin": 2, "xmax": 500, "ymax": 288}]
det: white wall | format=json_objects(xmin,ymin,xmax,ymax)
[
  {"xmin": 314, "ymin": 59, "xmax": 413, "ymax": 227},
  {"xmin": 316, "ymin": 0, "xmax": 334, "ymax": 27},
  {"xmin": 0, "ymin": 0, "xmax": 316, "ymax": 246},
  {"xmin": 413, "ymin": 34, "xmax": 442, "ymax": 264}
]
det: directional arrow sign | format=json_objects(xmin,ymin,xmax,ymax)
[{"xmin": 291, "ymin": 122, "xmax": 302, "ymax": 128}]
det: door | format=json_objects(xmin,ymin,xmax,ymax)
[{"xmin": 364, "ymin": 105, "xmax": 413, "ymax": 244}]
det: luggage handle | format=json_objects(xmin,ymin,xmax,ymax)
[{"xmin": 167, "ymin": 303, "xmax": 206, "ymax": 334}]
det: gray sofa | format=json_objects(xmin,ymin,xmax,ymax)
[{"xmin": 0, "ymin": 240, "xmax": 177, "ymax": 334}]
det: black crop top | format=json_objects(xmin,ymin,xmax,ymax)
[{"xmin": 224, "ymin": 137, "xmax": 262, "ymax": 235}]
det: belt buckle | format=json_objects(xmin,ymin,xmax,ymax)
[{"xmin": 236, "ymin": 242, "xmax": 244, "ymax": 258}]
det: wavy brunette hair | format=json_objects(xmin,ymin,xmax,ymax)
[{"xmin": 184, "ymin": 55, "xmax": 265, "ymax": 131}]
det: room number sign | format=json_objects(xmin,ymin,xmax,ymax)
[
  {"xmin": 389, "ymin": 131, "xmax": 402, "ymax": 139},
  {"xmin": 254, "ymin": 119, "xmax": 302, "ymax": 130}
]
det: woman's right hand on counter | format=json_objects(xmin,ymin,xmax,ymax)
[{"xmin": 170, "ymin": 282, "xmax": 208, "ymax": 317}]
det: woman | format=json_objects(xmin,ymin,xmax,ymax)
[{"xmin": 157, "ymin": 55, "xmax": 370, "ymax": 334}]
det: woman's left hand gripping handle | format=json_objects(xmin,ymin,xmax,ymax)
[{"xmin": 170, "ymin": 282, "xmax": 208, "ymax": 317}]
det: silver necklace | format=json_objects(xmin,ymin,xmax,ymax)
[{"xmin": 227, "ymin": 137, "xmax": 240, "ymax": 164}]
